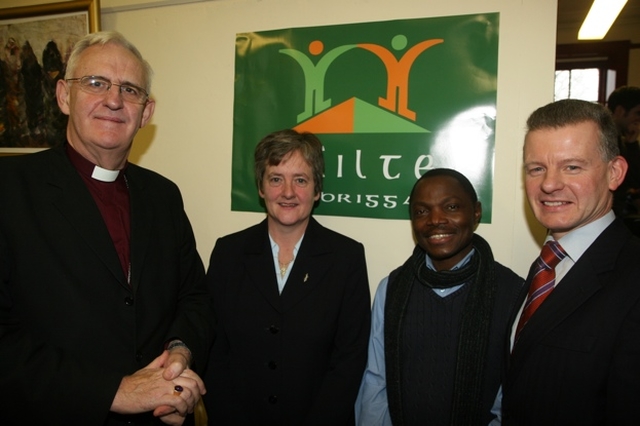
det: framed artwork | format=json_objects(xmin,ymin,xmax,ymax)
[{"xmin": 0, "ymin": 0, "xmax": 101, "ymax": 154}]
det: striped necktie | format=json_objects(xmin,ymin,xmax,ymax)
[{"xmin": 515, "ymin": 240, "xmax": 567, "ymax": 341}]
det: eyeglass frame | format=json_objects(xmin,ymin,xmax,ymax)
[{"xmin": 65, "ymin": 75, "xmax": 150, "ymax": 104}]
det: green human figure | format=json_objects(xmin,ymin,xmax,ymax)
[
  {"xmin": 359, "ymin": 35, "xmax": 443, "ymax": 121},
  {"xmin": 280, "ymin": 40, "xmax": 356, "ymax": 122}
]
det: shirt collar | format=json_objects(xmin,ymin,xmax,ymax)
[
  {"xmin": 65, "ymin": 143, "xmax": 126, "ymax": 183},
  {"xmin": 425, "ymin": 247, "xmax": 476, "ymax": 271},
  {"xmin": 269, "ymin": 233, "xmax": 304, "ymax": 255},
  {"xmin": 551, "ymin": 210, "xmax": 615, "ymax": 263}
]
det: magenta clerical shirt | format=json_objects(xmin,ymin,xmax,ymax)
[{"xmin": 66, "ymin": 143, "xmax": 131, "ymax": 283}]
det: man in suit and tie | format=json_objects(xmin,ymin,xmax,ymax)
[
  {"xmin": 501, "ymin": 99, "xmax": 640, "ymax": 424},
  {"xmin": 0, "ymin": 31, "xmax": 213, "ymax": 425}
]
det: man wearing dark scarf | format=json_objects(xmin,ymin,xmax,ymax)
[{"xmin": 355, "ymin": 168, "xmax": 524, "ymax": 426}]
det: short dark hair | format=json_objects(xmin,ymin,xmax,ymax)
[
  {"xmin": 606, "ymin": 86, "xmax": 640, "ymax": 113},
  {"xmin": 409, "ymin": 168, "xmax": 478, "ymax": 208},
  {"xmin": 254, "ymin": 129, "xmax": 325, "ymax": 195},
  {"xmin": 526, "ymin": 99, "xmax": 619, "ymax": 161}
]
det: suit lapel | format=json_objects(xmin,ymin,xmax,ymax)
[
  {"xmin": 244, "ymin": 221, "xmax": 283, "ymax": 312},
  {"xmin": 511, "ymin": 261, "xmax": 602, "ymax": 361},
  {"xmin": 280, "ymin": 218, "xmax": 330, "ymax": 312},
  {"xmin": 126, "ymin": 167, "xmax": 152, "ymax": 293},
  {"xmin": 510, "ymin": 220, "xmax": 629, "ymax": 364},
  {"xmin": 47, "ymin": 148, "xmax": 128, "ymax": 288}
]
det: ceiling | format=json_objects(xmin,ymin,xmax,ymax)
[{"xmin": 557, "ymin": 0, "xmax": 640, "ymax": 41}]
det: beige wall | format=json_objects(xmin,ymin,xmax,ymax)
[{"xmin": 2, "ymin": 0, "xmax": 557, "ymax": 296}]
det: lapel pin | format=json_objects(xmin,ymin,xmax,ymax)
[{"xmin": 304, "ymin": 273, "xmax": 309, "ymax": 282}]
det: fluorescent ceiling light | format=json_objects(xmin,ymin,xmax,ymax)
[{"xmin": 578, "ymin": 0, "xmax": 628, "ymax": 40}]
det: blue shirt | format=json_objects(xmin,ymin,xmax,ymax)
[
  {"xmin": 269, "ymin": 234, "xmax": 303, "ymax": 294},
  {"xmin": 354, "ymin": 249, "xmax": 474, "ymax": 425}
]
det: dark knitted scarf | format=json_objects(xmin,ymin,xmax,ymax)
[{"xmin": 384, "ymin": 234, "xmax": 498, "ymax": 426}]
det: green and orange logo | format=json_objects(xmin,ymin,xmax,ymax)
[{"xmin": 232, "ymin": 13, "xmax": 499, "ymax": 221}]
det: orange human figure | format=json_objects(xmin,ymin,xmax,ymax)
[{"xmin": 359, "ymin": 35, "xmax": 443, "ymax": 121}]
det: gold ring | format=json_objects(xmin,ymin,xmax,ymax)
[{"xmin": 173, "ymin": 385, "xmax": 183, "ymax": 396}]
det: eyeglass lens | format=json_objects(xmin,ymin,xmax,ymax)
[{"xmin": 71, "ymin": 76, "xmax": 147, "ymax": 103}]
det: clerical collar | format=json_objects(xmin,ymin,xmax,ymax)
[
  {"xmin": 91, "ymin": 166, "xmax": 119, "ymax": 182},
  {"xmin": 65, "ymin": 143, "xmax": 127, "ymax": 182}
]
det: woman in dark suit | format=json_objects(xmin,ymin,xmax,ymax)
[{"xmin": 203, "ymin": 129, "xmax": 371, "ymax": 425}]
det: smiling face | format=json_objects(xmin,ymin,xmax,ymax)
[
  {"xmin": 524, "ymin": 121, "xmax": 627, "ymax": 240},
  {"xmin": 259, "ymin": 149, "xmax": 320, "ymax": 235},
  {"xmin": 410, "ymin": 175, "xmax": 481, "ymax": 271},
  {"xmin": 56, "ymin": 42, "xmax": 155, "ymax": 169}
]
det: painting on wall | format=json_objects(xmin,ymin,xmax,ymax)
[{"xmin": 0, "ymin": 0, "xmax": 100, "ymax": 153}]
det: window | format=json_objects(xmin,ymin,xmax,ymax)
[
  {"xmin": 555, "ymin": 40, "xmax": 630, "ymax": 103},
  {"xmin": 554, "ymin": 68, "xmax": 617, "ymax": 102}
]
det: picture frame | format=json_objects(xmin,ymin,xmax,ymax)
[{"xmin": 0, "ymin": 0, "xmax": 101, "ymax": 154}]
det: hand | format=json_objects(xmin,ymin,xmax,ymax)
[
  {"xmin": 157, "ymin": 410, "xmax": 187, "ymax": 425},
  {"xmin": 153, "ymin": 344, "xmax": 206, "ymax": 418},
  {"xmin": 153, "ymin": 364, "xmax": 205, "ymax": 418},
  {"xmin": 162, "ymin": 342, "xmax": 193, "ymax": 381},
  {"xmin": 110, "ymin": 351, "xmax": 194, "ymax": 417}
]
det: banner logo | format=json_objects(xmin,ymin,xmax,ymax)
[{"xmin": 232, "ymin": 14, "xmax": 499, "ymax": 221}]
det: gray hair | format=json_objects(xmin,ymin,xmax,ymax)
[{"xmin": 64, "ymin": 31, "xmax": 153, "ymax": 92}]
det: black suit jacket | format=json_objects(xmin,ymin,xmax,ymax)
[
  {"xmin": 503, "ymin": 219, "xmax": 640, "ymax": 425},
  {"xmin": 0, "ymin": 147, "xmax": 214, "ymax": 425},
  {"xmin": 203, "ymin": 218, "xmax": 371, "ymax": 426}
]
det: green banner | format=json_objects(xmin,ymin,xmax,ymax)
[{"xmin": 232, "ymin": 13, "xmax": 499, "ymax": 221}]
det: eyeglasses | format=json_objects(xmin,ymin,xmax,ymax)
[{"xmin": 66, "ymin": 75, "xmax": 149, "ymax": 104}]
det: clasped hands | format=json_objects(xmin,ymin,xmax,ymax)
[{"xmin": 111, "ymin": 347, "xmax": 205, "ymax": 425}]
